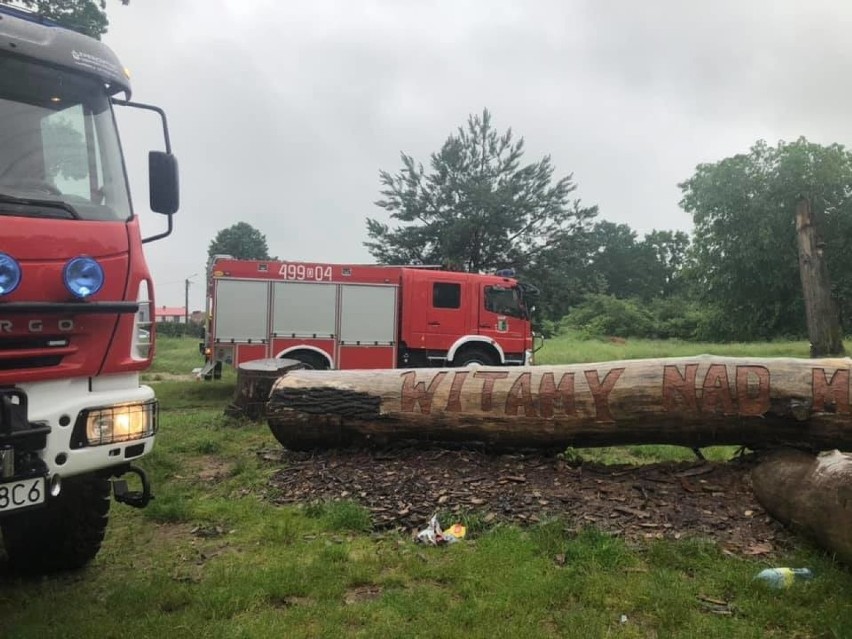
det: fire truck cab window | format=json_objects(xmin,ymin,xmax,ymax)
[
  {"xmin": 0, "ymin": 55, "xmax": 131, "ymax": 221},
  {"xmin": 485, "ymin": 286, "xmax": 525, "ymax": 318},
  {"xmin": 433, "ymin": 282, "xmax": 461, "ymax": 309}
]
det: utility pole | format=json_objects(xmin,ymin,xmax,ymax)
[
  {"xmin": 184, "ymin": 278, "xmax": 191, "ymax": 330},
  {"xmin": 796, "ymin": 197, "xmax": 845, "ymax": 357}
]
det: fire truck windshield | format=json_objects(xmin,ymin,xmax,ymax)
[{"xmin": 0, "ymin": 54, "xmax": 131, "ymax": 221}]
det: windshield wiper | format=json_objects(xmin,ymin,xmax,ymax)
[{"xmin": 0, "ymin": 192, "xmax": 81, "ymax": 219}]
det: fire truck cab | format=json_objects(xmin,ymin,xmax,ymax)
[
  {"xmin": 201, "ymin": 257, "xmax": 536, "ymax": 376},
  {"xmin": 0, "ymin": 5, "xmax": 178, "ymax": 572}
]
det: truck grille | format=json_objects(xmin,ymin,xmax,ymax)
[{"xmin": 0, "ymin": 336, "xmax": 72, "ymax": 370}]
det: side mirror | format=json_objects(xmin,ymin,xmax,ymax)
[{"xmin": 149, "ymin": 151, "xmax": 179, "ymax": 215}]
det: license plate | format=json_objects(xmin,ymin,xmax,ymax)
[{"xmin": 0, "ymin": 477, "xmax": 45, "ymax": 513}]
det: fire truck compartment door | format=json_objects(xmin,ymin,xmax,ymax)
[
  {"xmin": 339, "ymin": 285, "xmax": 397, "ymax": 344},
  {"xmin": 214, "ymin": 279, "xmax": 269, "ymax": 342},
  {"xmin": 272, "ymin": 282, "xmax": 336, "ymax": 337}
]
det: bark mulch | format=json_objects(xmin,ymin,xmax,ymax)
[{"xmin": 263, "ymin": 446, "xmax": 796, "ymax": 557}]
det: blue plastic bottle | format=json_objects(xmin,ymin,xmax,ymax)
[{"xmin": 754, "ymin": 567, "xmax": 814, "ymax": 589}]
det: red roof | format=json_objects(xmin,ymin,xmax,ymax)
[{"xmin": 155, "ymin": 306, "xmax": 186, "ymax": 317}]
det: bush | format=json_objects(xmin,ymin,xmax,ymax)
[
  {"xmin": 561, "ymin": 294, "xmax": 655, "ymax": 338},
  {"xmin": 154, "ymin": 322, "xmax": 204, "ymax": 338},
  {"xmin": 560, "ymin": 294, "xmax": 707, "ymax": 340}
]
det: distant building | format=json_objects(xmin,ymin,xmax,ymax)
[{"xmin": 155, "ymin": 306, "xmax": 187, "ymax": 323}]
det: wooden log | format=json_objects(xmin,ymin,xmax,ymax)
[
  {"xmin": 225, "ymin": 358, "xmax": 303, "ymax": 421},
  {"xmin": 266, "ymin": 355, "xmax": 852, "ymax": 451},
  {"xmin": 752, "ymin": 448, "xmax": 852, "ymax": 565}
]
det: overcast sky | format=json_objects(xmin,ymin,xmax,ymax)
[{"xmin": 104, "ymin": 0, "xmax": 852, "ymax": 309}]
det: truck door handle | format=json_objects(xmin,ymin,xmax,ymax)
[
  {"xmin": 479, "ymin": 324, "xmax": 490, "ymax": 328},
  {"xmin": 428, "ymin": 321, "xmax": 440, "ymax": 326}
]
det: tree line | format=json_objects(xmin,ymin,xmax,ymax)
[
  {"xmin": 363, "ymin": 111, "xmax": 852, "ymax": 343},
  {"xmin": 211, "ymin": 114, "xmax": 852, "ymax": 343},
  {"xmin": 213, "ymin": 115, "xmax": 852, "ymax": 344}
]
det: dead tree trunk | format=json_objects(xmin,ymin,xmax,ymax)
[
  {"xmin": 266, "ymin": 356, "xmax": 852, "ymax": 451},
  {"xmin": 752, "ymin": 448, "xmax": 852, "ymax": 566},
  {"xmin": 797, "ymin": 198, "xmax": 845, "ymax": 357}
]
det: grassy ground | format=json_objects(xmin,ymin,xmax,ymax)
[
  {"xmin": 0, "ymin": 336, "xmax": 849, "ymax": 638},
  {"xmin": 536, "ymin": 331, "xmax": 814, "ymax": 365}
]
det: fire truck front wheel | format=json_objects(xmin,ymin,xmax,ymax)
[
  {"xmin": 1, "ymin": 473, "xmax": 110, "ymax": 574},
  {"xmin": 452, "ymin": 346, "xmax": 497, "ymax": 367}
]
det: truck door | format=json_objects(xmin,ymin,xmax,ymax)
[
  {"xmin": 423, "ymin": 280, "xmax": 469, "ymax": 350},
  {"xmin": 477, "ymin": 283, "xmax": 527, "ymax": 357}
]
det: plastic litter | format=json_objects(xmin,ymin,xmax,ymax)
[
  {"xmin": 415, "ymin": 515, "xmax": 466, "ymax": 545},
  {"xmin": 754, "ymin": 567, "xmax": 814, "ymax": 589}
]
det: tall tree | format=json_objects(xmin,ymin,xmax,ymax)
[
  {"xmin": 208, "ymin": 222, "xmax": 271, "ymax": 261},
  {"xmin": 680, "ymin": 137, "xmax": 852, "ymax": 341},
  {"xmin": 365, "ymin": 109, "xmax": 597, "ymax": 279},
  {"xmin": 640, "ymin": 229, "xmax": 690, "ymax": 298},
  {"xmin": 584, "ymin": 223, "xmax": 690, "ymax": 301},
  {"xmin": 12, "ymin": 0, "xmax": 128, "ymax": 39}
]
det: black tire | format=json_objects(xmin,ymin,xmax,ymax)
[
  {"xmin": 285, "ymin": 351, "xmax": 330, "ymax": 370},
  {"xmin": 2, "ymin": 474, "xmax": 111, "ymax": 574},
  {"xmin": 453, "ymin": 346, "xmax": 497, "ymax": 367}
]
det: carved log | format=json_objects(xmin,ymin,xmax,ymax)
[
  {"xmin": 225, "ymin": 358, "xmax": 303, "ymax": 420},
  {"xmin": 266, "ymin": 356, "xmax": 852, "ymax": 451},
  {"xmin": 752, "ymin": 449, "xmax": 852, "ymax": 566}
]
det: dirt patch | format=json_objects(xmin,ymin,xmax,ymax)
[
  {"xmin": 344, "ymin": 585, "xmax": 383, "ymax": 605},
  {"xmin": 177, "ymin": 455, "xmax": 234, "ymax": 483},
  {"xmin": 144, "ymin": 373, "xmax": 196, "ymax": 382},
  {"xmin": 266, "ymin": 447, "xmax": 797, "ymax": 557}
]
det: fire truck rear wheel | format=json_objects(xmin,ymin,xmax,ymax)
[
  {"xmin": 453, "ymin": 346, "xmax": 497, "ymax": 367},
  {"xmin": 1, "ymin": 473, "xmax": 110, "ymax": 574},
  {"xmin": 285, "ymin": 351, "xmax": 330, "ymax": 370}
]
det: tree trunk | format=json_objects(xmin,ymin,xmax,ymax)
[
  {"xmin": 225, "ymin": 358, "xmax": 303, "ymax": 421},
  {"xmin": 266, "ymin": 356, "xmax": 852, "ymax": 451},
  {"xmin": 797, "ymin": 198, "xmax": 845, "ymax": 357},
  {"xmin": 752, "ymin": 448, "xmax": 852, "ymax": 566}
]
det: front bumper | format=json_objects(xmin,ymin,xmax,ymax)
[{"xmin": 6, "ymin": 374, "xmax": 156, "ymax": 481}]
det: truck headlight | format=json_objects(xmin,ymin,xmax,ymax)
[
  {"xmin": 74, "ymin": 401, "xmax": 158, "ymax": 447},
  {"xmin": 0, "ymin": 252, "xmax": 22, "ymax": 296},
  {"xmin": 63, "ymin": 256, "xmax": 104, "ymax": 298}
]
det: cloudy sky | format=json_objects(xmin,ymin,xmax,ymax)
[{"xmin": 104, "ymin": 0, "xmax": 852, "ymax": 310}]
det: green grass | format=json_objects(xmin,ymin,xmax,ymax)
[
  {"xmin": 145, "ymin": 334, "xmax": 208, "ymax": 378},
  {"xmin": 536, "ymin": 331, "xmax": 814, "ymax": 365},
  {"xmin": 0, "ymin": 336, "xmax": 850, "ymax": 638}
]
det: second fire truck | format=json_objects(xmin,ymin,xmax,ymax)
[{"xmin": 199, "ymin": 256, "xmax": 537, "ymax": 377}]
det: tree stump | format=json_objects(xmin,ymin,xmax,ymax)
[
  {"xmin": 752, "ymin": 448, "xmax": 852, "ymax": 566},
  {"xmin": 225, "ymin": 358, "xmax": 303, "ymax": 421},
  {"xmin": 266, "ymin": 356, "xmax": 852, "ymax": 451}
]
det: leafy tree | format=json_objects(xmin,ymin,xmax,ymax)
[
  {"xmin": 208, "ymin": 222, "xmax": 271, "ymax": 261},
  {"xmin": 586, "ymin": 222, "xmax": 649, "ymax": 299},
  {"xmin": 680, "ymin": 137, "xmax": 852, "ymax": 340},
  {"xmin": 365, "ymin": 109, "xmax": 598, "ymax": 280},
  {"xmin": 639, "ymin": 229, "xmax": 691, "ymax": 298},
  {"xmin": 583, "ymin": 222, "xmax": 690, "ymax": 301},
  {"xmin": 12, "ymin": 0, "xmax": 128, "ymax": 39}
]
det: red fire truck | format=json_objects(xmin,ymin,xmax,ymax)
[
  {"xmin": 0, "ymin": 6, "xmax": 179, "ymax": 571},
  {"xmin": 200, "ymin": 256, "xmax": 537, "ymax": 377}
]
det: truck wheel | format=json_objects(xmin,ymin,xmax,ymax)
[
  {"xmin": 453, "ymin": 347, "xmax": 497, "ymax": 367},
  {"xmin": 285, "ymin": 351, "xmax": 330, "ymax": 370},
  {"xmin": 1, "ymin": 474, "xmax": 110, "ymax": 574}
]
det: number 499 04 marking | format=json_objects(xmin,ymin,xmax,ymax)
[{"xmin": 278, "ymin": 263, "xmax": 333, "ymax": 282}]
